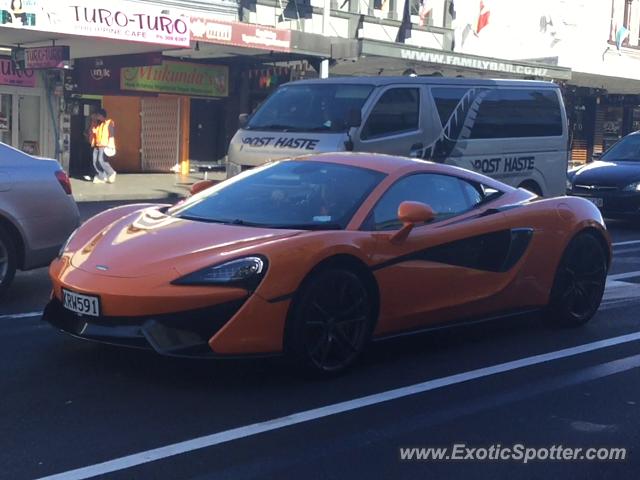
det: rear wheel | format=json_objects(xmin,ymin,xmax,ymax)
[
  {"xmin": 0, "ymin": 226, "xmax": 17, "ymax": 297},
  {"xmin": 548, "ymin": 232, "xmax": 607, "ymax": 326},
  {"xmin": 286, "ymin": 267, "xmax": 374, "ymax": 375}
]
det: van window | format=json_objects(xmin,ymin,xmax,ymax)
[
  {"xmin": 361, "ymin": 88, "xmax": 420, "ymax": 140},
  {"xmin": 363, "ymin": 173, "xmax": 480, "ymax": 230},
  {"xmin": 432, "ymin": 88, "xmax": 468, "ymax": 127},
  {"xmin": 469, "ymin": 89, "xmax": 562, "ymax": 139},
  {"xmin": 246, "ymin": 84, "xmax": 374, "ymax": 133}
]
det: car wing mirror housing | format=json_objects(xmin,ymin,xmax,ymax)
[
  {"xmin": 390, "ymin": 201, "xmax": 435, "ymax": 244},
  {"xmin": 238, "ymin": 113, "xmax": 249, "ymax": 129}
]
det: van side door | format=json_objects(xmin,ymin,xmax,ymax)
[{"xmin": 352, "ymin": 86, "xmax": 426, "ymax": 157}]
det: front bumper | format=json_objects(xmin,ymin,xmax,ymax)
[
  {"xmin": 570, "ymin": 190, "xmax": 640, "ymax": 218},
  {"xmin": 43, "ymin": 297, "xmax": 246, "ymax": 358}
]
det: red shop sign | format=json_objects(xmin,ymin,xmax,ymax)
[{"xmin": 190, "ymin": 17, "xmax": 291, "ymax": 53}]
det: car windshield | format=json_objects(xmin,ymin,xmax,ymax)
[
  {"xmin": 246, "ymin": 84, "xmax": 374, "ymax": 133},
  {"xmin": 601, "ymin": 134, "xmax": 640, "ymax": 161},
  {"xmin": 169, "ymin": 161, "xmax": 385, "ymax": 230}
]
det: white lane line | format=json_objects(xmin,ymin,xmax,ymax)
[
  {"xmin": 37, "ymin": 330, "xmax": 640, "ymax": 480},
  {"xmin": 613, "ymin": 240, "xmax": 640, "ymax": 247},
  {"xmin": 0, "ymin": 311, "xmax": 42, "ymax": 320}
]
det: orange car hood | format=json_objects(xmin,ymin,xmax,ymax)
[{"xmin": 70, "ymin": 208, "xmax": 301, "ymax": 278}]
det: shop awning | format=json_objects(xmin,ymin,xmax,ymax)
[{"xmin": 330, "ymin": 39, "xmax": 572, "ymax": 81}]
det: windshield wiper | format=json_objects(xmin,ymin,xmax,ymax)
[
  {"xmin": 266, "ymin": 223, "xmax": 342, "ymax": 230},
  {"xmin": 178, "ymin": 214, "xmax": 228, "ymax": 224},
  {"xmin": 248, "ymin": 124, "xmax": 301, "ymax": 132}
]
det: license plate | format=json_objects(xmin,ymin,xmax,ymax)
[
  {"xmin": 587, "ymin": 197, "xmax": 603, "ymax": 208},
  {"xmin": 62, "ymin": 289, "xmax": 100, "ymax": 317}
]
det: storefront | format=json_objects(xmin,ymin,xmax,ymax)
[
  {"xmin": 0, "ymin": 57, "xmax": 55, "ymax": 157},
  {"xmin": 68, "ymin": 54, "xmax": 229, "ymax": 175}
]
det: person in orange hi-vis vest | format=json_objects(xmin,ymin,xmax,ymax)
[{"xmin": 89, "ymin": 108, "xmax": 117, "ymax": 184}]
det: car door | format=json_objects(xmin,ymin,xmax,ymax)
[
  {"xmin": 363, "ymin": 173, "xmax": 526, "ymax": 335},
  {"xmin": 353, "ymin": 86, "xmax": 425, "ymax": 157}
]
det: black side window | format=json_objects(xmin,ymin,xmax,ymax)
[
  {"xmin": 432, "ymin": 88, "xmax": 468, "ymax": 127},
  {"xmin": 470, "ymin": 89, "xmax": 563, "ymax": 139},
  {"xmin": 361, "ymin": 88, "xmax": 420, "ymax": 140},
  {"xmin": 365, "ymin": 174, "xmax": 481, "ymax": 231}
]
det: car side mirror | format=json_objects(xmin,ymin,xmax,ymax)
[
  {"xmin": 591, "ymin": 152, "xmax": 602, "ymax": 161},
  {"xmin": 189, "ymin": 179, "xmax": 217, "ymax": 196},
  {"xmin": 238, "ymin": 113, "xmax": 249, "ymax": 129},
  {"xmin": 346, "ymin": 108, "xmax": 362, "ymax": 128},
  {"xmin": 390, "ymin": 201, "xmax": 435, "ymax": 244}
]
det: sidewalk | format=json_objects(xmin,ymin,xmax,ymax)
[{"xmin": 70, "ymin": 171, "xmax": 225, "ymax": 203}]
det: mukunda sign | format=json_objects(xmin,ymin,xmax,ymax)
[{"xmin": 120, "ymin": 61, "xmax": 228, "ymax": 97}]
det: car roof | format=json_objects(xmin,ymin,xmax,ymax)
[
  {"xmin": 290, "ymin": 152, "xmax": 515, "ymax": 191},
  {"xmin": 281, "ymin": 76, "xmax": 557, "ymax": 89}
]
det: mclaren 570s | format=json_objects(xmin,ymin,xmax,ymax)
[{"xmin": 44, "ymin": 153, "xmax": 611, "ymax": 374}]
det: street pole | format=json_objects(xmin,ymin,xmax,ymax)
[{"xmin": 321, "ymin": 0, "xmax": 330, "ymax": 79}]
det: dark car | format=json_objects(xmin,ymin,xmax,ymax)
[{"xmin": 568, "ymin": 131, "xmax": 640, "ymax": 218}]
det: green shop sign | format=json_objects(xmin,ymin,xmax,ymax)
[{"xmin": 121, "ymin": 61, "xmax": 228, "ymax": 97}]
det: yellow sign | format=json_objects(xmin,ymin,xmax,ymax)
[{"xmin": 121, "ymin": 61, "xmax": 228, "ymax": 97}]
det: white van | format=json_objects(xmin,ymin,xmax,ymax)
[{"xmin": 227, "ymin": 77, "xmax": 568, "ymax": 196}]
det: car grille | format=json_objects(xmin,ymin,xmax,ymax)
[{"xmin": 573, "ymin": 184, "xmax": 619, "ymax": 192}]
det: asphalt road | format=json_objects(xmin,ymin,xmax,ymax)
[{"xmin": 3, "ymin": 201, "xmax": 640, "ymax": 480}]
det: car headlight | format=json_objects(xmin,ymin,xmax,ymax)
[
  {"xmin": 58, "ymin": 228, "xmax": 78, "ymax": 258},
  {"xmin": 623, "ymin": 182, "xmax": 640, "ymax": 192},
  {"xmin": 172, "ymin": 256, "xmax": 267, "ymax": 290}
]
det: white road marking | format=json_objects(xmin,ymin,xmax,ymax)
[
  {"xmin": 0, "ymin": 311, "xmax": 42, "ymax": 320},
  {"xmin": 612, "ymin": 240, "xmax": 640, "ymax": 247},
  {"xmin": 37, "ymin": 331, "xmax": 640, "ymax": 480}
]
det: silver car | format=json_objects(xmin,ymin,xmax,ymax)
[{"xmin": 0, "ymin": 143, "xmax": 80, "ymax": 295}]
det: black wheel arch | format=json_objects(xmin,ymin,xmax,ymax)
[
  {"xmin": 287, "ymin": 254, "xmax": 381, "ymax": 332},
  {"xmin": 518, "ymin": 180, "xmax": 543, "ymax": 196},
  {"xmin": 576, "ymin": 227, "xmax": 612, "ymax": 269}
]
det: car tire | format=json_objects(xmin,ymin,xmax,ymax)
[
  {"xmin": 285, "ymin": 267, "xmax": 375, "ymax": 376},
  {"xmin": 0, "ymin": 225, "xmax": 17, "ymax": 297},
  {"xmin": 548, "ymin": 232, "xmax": 608, "ymax": 327}
]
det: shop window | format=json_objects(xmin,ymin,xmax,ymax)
[
  {"xmin": 469, "ymin": 89, "xmax": 563, "ymax": 139},
  {"xmin": 0, "ymin": 94, "xmax": 11, "ymax": 145},
  {"xmin": 361, "ymin": 88, "xmax": 420, "ymax": 140}
]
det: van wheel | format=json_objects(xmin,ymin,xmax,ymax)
[
  {"xmin": 519, "ymin": 180, "xmax": 542, "ymax": 196},
  {"xmin": 0, "ymin": 226, "xmax": 17, "ymax": 297},
  {"xmin": 285, "ymin": 267, "xmax": 374, "ymax": 375}
]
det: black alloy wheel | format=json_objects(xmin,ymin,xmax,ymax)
[
  {"xmin": 287, "ymin": 267, "xmax": 374, "ymax": 375},
  {"xmin": 0, "ymin": 226, "xmax": 17, "ymax": 297},
  {"xmin": 549, "ymin": 232, "xmax": 608, "ymax": 326}
]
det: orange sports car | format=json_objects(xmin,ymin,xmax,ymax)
[{"xmin": 44, "ymin": 153, "xmax": 611, "ymax": 373}]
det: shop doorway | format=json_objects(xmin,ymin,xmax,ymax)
[
  {"xmin": 189, "ymin": 98, "xmax": 226, "ymax": 163},
  {"xmin": 69, "ymin": 99, "xmax": 101, "ymax": 177},
  {"xmin": 0, "ymin": 91, "xmax": 43, "ymax": 155}
]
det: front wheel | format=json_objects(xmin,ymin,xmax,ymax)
[
  {"xmin": 548, "ymin": 232, "xmax": 608, "ymax": 326},
  {"xmin": 285, "ymin": 267, "xmax": 375, "ymax": 375}
]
